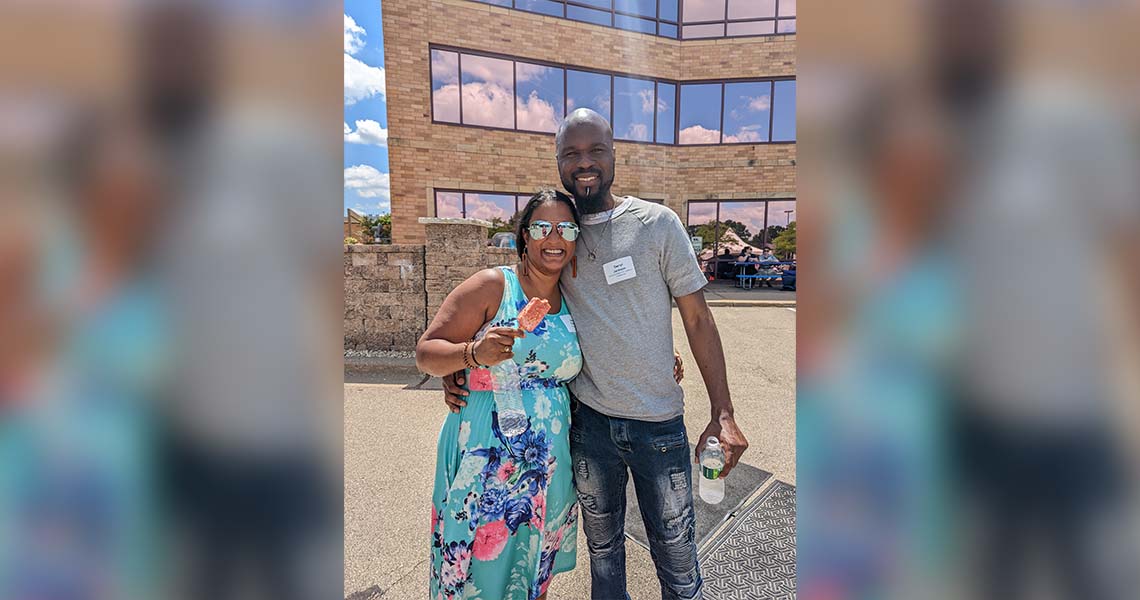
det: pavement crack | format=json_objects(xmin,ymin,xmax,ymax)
[{"xmin": 346, "ymin": 557, "xmax": 428, "ymax": 599}]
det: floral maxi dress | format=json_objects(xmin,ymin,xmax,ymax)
[{"xmin": 430, "ymin": 266, "xmax": 582, "ymax": 600}]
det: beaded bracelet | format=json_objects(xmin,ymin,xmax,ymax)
[{"xmin": 461, "ymin": 341, "xmax": 476, "ymax": 370}]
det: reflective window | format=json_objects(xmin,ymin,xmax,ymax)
[
  {"xmin": 679, "ymin": 84, "xmax": 722, "ymax": 144},
  {"xmin": 683, "ymin": 0, "xmax": 725, "ymax": 22},
  {"xmin": 777, "ymin": 18, "xmax": 796, "ymax": 33},
  {"xmin": 683, "ymin": 23, "xmax": 725, "ymax": 38},
  {"xmin": 615, "ymin": 14, "xmax": 656, "ymax": 34},
  {"xmin": 772, "ymin": 80, "xmax": 796, "ymax": 142},
  {"xmin": 613, "ymin": 76, "xmax": 655, "ymax": 142},
  {"xmin": 727, "ymin": 21, "xmax": 776, "ymax": 36},
  {"xmin": 655, "ymin": 82, "xmax": 676, "ymax": 144},
  {"xmin": 567, "ymin": 69, "xmax": 611, "ymax": 120},
  {"xmin": 728, "ymin": 0, "xmax": 776, "ymax": 19},
  {"xmin": 464, "ymin": 193, "xmax": 518, "ymax": 222},
  {"xmin": 431, "ymin": 50, "xmax": 460, "ymax": 123},
  {"xmin": 659, "ymin": 0, "xmax": 678, "ymax": 21},
  {"xmin": 659, "ymin": 22, "xmax": 679, "ymax": 38},
  {"xmin": 567, "ymin": 4, "xmax": 611, "ymax": 26},
  {"xmin": 516, "ymin": 62, "xmax": 564, "ymax": 133},
  {"xmin": 435, "ymin": 192, "xmax": 464, "ymax": 218},
  {"xmin": 461, "ymin": 54, "xmax": 514, "ymax": 128},
  {"xmin": 779, "ymin": 0, "xmax": 796, "ymax": 16},
  {"xmin": 616, "ymin": 0, "xmax": 656, "ymax": 18},
  {"xmin": 515, "ymin": 0, "xmax": 564, "ymax": 17},
  {"xmin": 575, "ymin": 0, "xmax": 612, "ymax": 8},
  {"xmin": 685, "ymin": 199, "xmax": 797, "ymax": 277},
  {"xmin": 723, "ymin": 81, "xmax": 771, "ymax": 143},
  {"xmin": 720, "ymin": 201, "xmax": 768, "ymax": 247}
]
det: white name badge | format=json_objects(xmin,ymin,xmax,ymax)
[
  {"xmin": 603, "ymin": 256, "xmax": 637, "ymax": 285},
  {"xmin": 561, "ymin": 314, "xmax": 576, "ymax": 333}
]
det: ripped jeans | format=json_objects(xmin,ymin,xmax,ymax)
[{"xmin": 569, "ymin": 400, "xmax": 702, "ymax": 600}]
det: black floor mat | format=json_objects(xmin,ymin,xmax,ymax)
[
  {"xmin": 622, "ymin": 444, "xmax": 772, "ymax": 550},
  {"xmin": 698, "ymin": 481, "xmax": 796, "ymax": 600}
]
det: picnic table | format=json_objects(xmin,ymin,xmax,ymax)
[{"xmin": 733, "ymin": 261, "xmax": 795, "ymax": 289}]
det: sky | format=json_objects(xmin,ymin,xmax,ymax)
[{"xmin": 344, "ymin": 0, "xmax": 390, "ymax": 216}]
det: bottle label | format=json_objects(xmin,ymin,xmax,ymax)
[{"xmin": 701, "ymin": 464, "xmax": 722, "ymax": 480}]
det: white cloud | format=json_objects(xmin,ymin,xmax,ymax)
[
  {"xmin": 625, "ymin": 123, "xmax": 650, "ymax": 141},
  {"xmin": 679, "ymin": 125, "xmax": 721, "ymax": 144},
  {"xmin": 515, "ymin": 62, "xmax": 553, "ymax": 84},
  {"xmin": 431, "ymin": 52, "xmax": 459, "ymax": 85},
  {"xmin": 517, "ymin": 91, "xmax": 560, "ymax": 133},
  {"xmin": 344, "ymin": 165, "xmax": 391, "ymax": 212},
  {"xmin": 460, "ymin": 81, "xmax": 514, "ymax": 128},
  {"xmin": 344, "ymin": 119, "xmax": 388, "ymax": 147},
  {"xmin": 639, "ymin": 89, "xmax": 655, "ymax": 114},
  {"xmin": 462, "ymin": 55, "xmax": 513, "ymax": 87},
  {"xmin": 433, "ymin": 83, "xmax": 461, "ymax": 122},
  {"xmin": 345, "ymin": 54, "xmax": 386, "ymax": 105},
  {"xmin": 748, "ymin": 95, "xmax": 771, "ymax": 112},
  {"xmin": 344, "ymin": 13, "xmax": 366, "ymax": 55},
  {"xmin": 724, "ymin": 129, "xmax": 764, "ymax": 143}
]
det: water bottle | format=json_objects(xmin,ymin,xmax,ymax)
[
  {"xmin": 490, "ymin": 341, "xmax": 527, "ymax": 437},
  {"xmin": 699, "ymin": 436, "xmax": 726, "ymax": 504}
]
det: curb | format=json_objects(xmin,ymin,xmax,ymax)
[
  {"xmin": 705, "ymin": 300, "xmax": 796, "ymax": 308},
  {"xmin": 344, "ymin": 355, "xmax": 420, "ymax": 372}
]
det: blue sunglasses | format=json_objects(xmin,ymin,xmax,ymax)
[{"xmin": 527, "ymin": 220, "xmax": 580, "ymax": 242}]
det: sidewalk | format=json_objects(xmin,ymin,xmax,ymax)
[{"xmin": 702, "ymin": 280, "xmax": 796, "ymax": 307}]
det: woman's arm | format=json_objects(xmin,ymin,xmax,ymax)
[{"xmin": 415, "ymin": 269, "xmax": 504, "ymax": 377}]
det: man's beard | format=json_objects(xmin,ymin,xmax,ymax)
[{"xmin": 562, "ymin": 176, "xmax": 612, "ymax": 213}]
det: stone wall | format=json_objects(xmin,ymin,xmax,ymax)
[{"xmin": 345, "ymin": 218, "xmax": 520, "ymax": 352}]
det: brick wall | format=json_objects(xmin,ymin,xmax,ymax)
[
  {"xmin": 382, "ymin": 0, "xmax": 797, "ymax": 244},
  {"xmin": 345, "ymin": 219, "xmax": 520, "ymax": 352}
]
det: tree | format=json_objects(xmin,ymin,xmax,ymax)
[
  {"xmin": 773, "ymin": 221, "xmax": 796, "ymax": 260},
  {"xmin": 720, "ymin": 219, "xmax": 753, "ymax": 243},
  {"xmin": 688, "ymin": 222, "xmax": 733, "ymax": 251},
  {"xmin": 361, "ymin": 213, "xmax": 391, "ymax": 243},
  {"xmin": 750, "ymin": 225, "xmax": 785, "ymax": 248},
  {"xmin": 488, "ymin": 213, "xmax": 520, "ymax": 238}
]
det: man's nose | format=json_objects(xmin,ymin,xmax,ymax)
[{"xmin": 575, "ymin": 154, "xmax": 595, "ymax": 172}]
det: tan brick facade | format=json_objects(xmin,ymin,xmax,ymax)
[{"xmin": 382, "ymin": 0, "xmax": 796, "ymax": 244}]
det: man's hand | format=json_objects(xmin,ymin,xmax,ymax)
[
  {"xmin": 695, "ymin": 414, "xmax": 749, "ymax": 478},
  {"xmin": 673, "ymin": 349, "xmax": 684, "ymax": 383},
  {"xmin": 442, "ymin": 371, "xmax": 468, "ymax": 414}
]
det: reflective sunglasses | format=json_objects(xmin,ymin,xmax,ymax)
[{"xmin": 527, "ymin": 220, "xmax": 580, "ymax": 242}]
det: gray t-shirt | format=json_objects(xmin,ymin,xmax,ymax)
[{"xmin": 561, "ymin": 197, "xmax": 708, "ymax": 421}]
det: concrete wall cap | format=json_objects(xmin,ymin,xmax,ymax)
[{"xmin": 418, "ymin": 217, "xmax": 494, "ymax": 228}]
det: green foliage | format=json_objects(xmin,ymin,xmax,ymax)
[
  {"xmin": 360, "ymin": 213, "xmax": 392, "ymax": 243},
  {"xmin": 773, "ymin": 221, "xmax": 796, "ymax": 260},
  {"xmin": 344, "ymin": 236, "xmax": 359, "ymax": 245}
]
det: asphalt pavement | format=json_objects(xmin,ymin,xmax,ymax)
[{"xmin": 344, "ymin": 305, "xmax": 796, "ymax": 599}]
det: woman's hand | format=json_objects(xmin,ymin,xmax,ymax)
[{"xmin": 473, "ymin": 327, "xmax": 526, "ymax": 367}]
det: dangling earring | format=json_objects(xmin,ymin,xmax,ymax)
[
  {"xmin": 571, "ymin": 255, "xmax": 577, "ymax": 278},
  {"xmin": 522, "ymin": 249, "xmax": 529, "ymax": 277}
]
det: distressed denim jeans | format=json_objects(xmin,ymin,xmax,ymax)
[{"xmin": 569, "ymin": 400, "xmax": 703, "ymax": 600}]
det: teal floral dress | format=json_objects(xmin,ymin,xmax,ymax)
[{"xmin": 430, "ymin": 266, "xmax": 582, "ymax": 600}]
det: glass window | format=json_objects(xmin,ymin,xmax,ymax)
[
  {"xmin": 515, "ymin": 0, "xmax": 564, "ymax": 17},
  {"xmin": 682, "ymin": 0, "xmax": 726, "ymax": 22},
  {"xmin": 723, "ymin": 81, "xmax": 771, "ymax": 143},
  {"xmin": 682, "ymin": 23, "xmax": 725, "ymax": 38},
  {"xmin": 516, "ymin": 61, "xmax": 564, "ymax": 133},
  {"xmin": 567, "ymin": 4, "xmax": 612, "ymax": 26},
  {"xmin": 779, "ymin": 0, "xmax": 796, "ymax": 17},
  {"xmin": 431, "ymin": 50, "xmax": 460, "ymax": 123},
  {"xmin": 567, "ymin": 70, "xmax": 611, "ymax": 120},
  {"xmin": 655, "ymin": 82, "xmax": 676, "ymax": 144},
  {"xmin": 777, "ymin": 18, "xmax": 796, "ymax": 33},
  {"xmin": 659, "ymin": 0, "xmax": 679, "ymax": 22},
  {"xmin": 575, "ymin": 0, "xmax": 612, "ymax": 8},
  {"xmin": 615, "ymin": 0, "xmax": 656, "ymax": 18},
  {"xmin": 613, "ymin": 76, "xmax": 655, "ymax": 142},
  {"xmin": 771, "ymin": 80, "xmax": 796, "ymax": 141},
  {"xmin": 615, "ymin": 14, "xmax": 656, "ymax": 34},
  {"xmin": 686, "ymin": 201, "xmax": 720, "ymax": 276},
  {"xmin": 679, "ymin": 84, "xmax": 722, "ymax": 144},
  {"xmin": 436, "ymin": 191, "xmax": 463, "ymax": 218},
  {"xmin": 463, "ymin": 193, "xmax": 518, "ymax": 222},
  {"xmin": 461, "ymin": 54, "xmax": 515, "ymax": 128},
  {"xmin": 727, "ymin": 20, "xmax": 776, "ymax": 36},
  {"xmin": 719, "ymin": 201, "xmax": 768, "ymax": 247},
  {"xmin": 728, "ymin": 0, "xmax": 776, "ymax": 19},
  {"xmin": 765, "ymin": 200, "xmax": 796, "ymax": 250},
  {"xmin": 475, "ymin": 0, "xmax": 512, "ymax": 5},
  {"xmin": 659, "ymin": 22, "xmax": 678, "ymax": 38}
]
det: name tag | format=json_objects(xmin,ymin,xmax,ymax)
[
  {"xmin": 603, "ymin": 256, "xmax": 637, "ymax": 285},
  {"xmin": 561, "ymin": 314, "xmax": 576, "ymax": 333}
]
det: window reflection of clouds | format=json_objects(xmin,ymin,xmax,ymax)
[
  {"xmin": 567, "ymin": 70, "xmax": 611, "ymax": 119},
  {"xmin": 727, "ymin": 21, "xmax": 776, "ymax": 36},
  {"xmin": 656, "ymin": 82, "xmax": 676, "ymax": 144},
  {"xmin": 720, "ymin": 201, "xmax": 769, "ymax": 240},
  {"xmin": 515, "ymin": 0, "xmax": 564, "ymax": 17},
  {"xmin": 723, "ymin": 81, "xmax": 771, "ymax": 143},
  {"xmin": 616, "ymin": 0, "xmax": 656, "ymax": 18},
  {"xmin": 614, "ymin": 77, "xmax": 655, "ymax": 142},
  {"xmin": 516, "ymin": 62, "xmax": 564, "ymax": 133},
  {"xmin": 431, "ymin": 50, "xmax": 460, "ymax": 123},
  {"xmin": 679, "ymin": 84, "xmax": 722, "ymax": 144},
  {"xmin": 461, "ymin": 54, "xmax": 515, "ymax": 128},
  {"xmin": 436, "ymin": 192, "xmax": 463, "ymax": 218},
  {"xmin": 780, "ymin": 0, "xmax": 797, "ymax": 17},
  {"xmin": 464, "ymin": 194, "xmax": 517, "ymax": 221},
  {"xmin": 682, "ymin": 0, "xmax": 725, "ymax": 22}
]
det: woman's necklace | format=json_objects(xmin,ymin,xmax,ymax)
[{"xmin": 581, "ymin": 208, "xmax": 615, "ymax": 262}]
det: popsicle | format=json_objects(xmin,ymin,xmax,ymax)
[{"xmin": 516, "ymin": 297, "xmax": 551, "ymax": 332}]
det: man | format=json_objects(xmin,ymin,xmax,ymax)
[
  {"xmin": 756, "ymin": 249, "xmax": 779, "ymax": 287},
  {"xmin": 445, "ymin": 109, "xmax": 748, "ymax": 599}
]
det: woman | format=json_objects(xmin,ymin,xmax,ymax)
[{"xmin": 416, "ymin": 190, "xmax": 583, "ymax": 600}]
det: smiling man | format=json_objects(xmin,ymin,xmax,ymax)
[{"xmin": 555, "ymin": 109, "xmax": 747, "ymax": 600}]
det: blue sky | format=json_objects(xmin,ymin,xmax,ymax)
[{"xmin": 344, "ymin": 0, "xmax": 390, "ymax": 216}]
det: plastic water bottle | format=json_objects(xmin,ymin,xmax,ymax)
[
  {"xmin": 491, "ymin": 343, "xmax": 527, "ymax": 437},
  {"xmin": 699, "ymin": 437, "xmax": 726, "ymax": 504}
]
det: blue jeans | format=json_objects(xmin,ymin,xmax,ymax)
[{"xmin": 569, "ymin": 400, "xmax": 703, "ymax": 600}]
